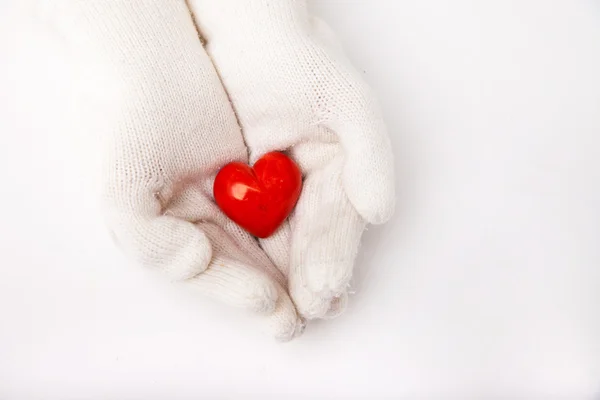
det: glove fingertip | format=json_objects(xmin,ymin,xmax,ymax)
[
  {"xmin": 157, "ymin": 221, "xmax": 213, "ymax": 281},
  {"xmin": 266, "ymin": 288, "xmax": 304, "ymax": 342},
  {"xmin": 343, "ymin": 161, "xmax": 396, "ymax": 225}
]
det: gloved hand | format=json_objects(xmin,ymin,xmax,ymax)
[
  {"xmin": 188, "ymin": 1, "xmax": 395, "ymax": 319},
  {"xmin": 52, "ymin": 0, "xmax": 302, "ymax": 340}
]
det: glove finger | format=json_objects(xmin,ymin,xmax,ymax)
[
  {"xmin": 258, "ymin": 221, "xmax": 292, "ymax": 278},
  {"xmin": 288, "ymin": 155, "xmax": 365, "ymax": 319},
  {"xmin": 188, "ymin": 250, "xmax": 278, "ymax": 314},
  {"xmin": 193, "ymin": 221, "xmax": 303, "ymax": 341},
  {"xmin": 107, "ymin": 184, "xmax": 214, "ymax": 281},
  {"xmin": 324, "ymin": 103, "xmax": 395, "ymax": 226}
]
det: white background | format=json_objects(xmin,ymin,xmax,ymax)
[{"xmin": 1, "ymin": 1, "xmax": 600, "ymax": 398}]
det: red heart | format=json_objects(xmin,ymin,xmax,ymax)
[{"xmin": 213, "ymin": 151, "xmax": 302, "ymax": 238}]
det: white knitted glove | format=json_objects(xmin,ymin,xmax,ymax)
[
  {"xmin": 189, "ymin": 1, "xmax": 395, "ymax": 319},
  {"xmin": 53, "ymin": 0, "xmax": 302, "ymax": 340}
]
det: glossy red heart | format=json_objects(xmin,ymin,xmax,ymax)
[{"xmin": 213, "ymin": 151, "xmax": 302, "ymax": 238}]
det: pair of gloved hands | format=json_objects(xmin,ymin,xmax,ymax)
[{"xmin": 54, "ymin": 0, "xmax": 394, "ymax": 341}]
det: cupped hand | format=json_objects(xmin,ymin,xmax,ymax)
[
  {"xmin": 53, "ymin": 0, "xmax": 303, "ymax": 340},
  {"xmin": 189, "ymin": 0, "xmax": 395, "ymax": 319}
]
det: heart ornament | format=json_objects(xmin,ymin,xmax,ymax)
[{"xmin": 213, "ymin": 152, "xmax": 302, "ymax": 238}]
